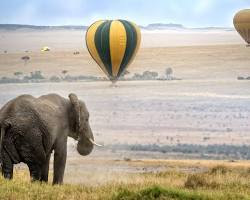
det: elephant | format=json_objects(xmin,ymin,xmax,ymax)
[{"xmin": 0, "ymin": 93, "xmax": 101, "ymax": 184}]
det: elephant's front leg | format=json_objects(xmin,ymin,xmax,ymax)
[
  {"xmin": 53, "ymin": 140, "xmax": 67, "ymax": 184},
  {"xmin": 40, "ymin": 153, "xmax": 51, "ymax": 182},
  {"xmin": 27, "ymin": 163, "xmax": 42, "ymax": 182}
]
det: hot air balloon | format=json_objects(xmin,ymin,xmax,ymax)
[
  {"xmin": 233, "ymin": 9, "xmax": 250, "ymax": 46},
  {"xmin": 86, "ymin": 20, "xmax": 141, "ymax": 82}
]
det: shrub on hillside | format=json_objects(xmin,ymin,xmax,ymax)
[
  {"xmin": 185, "ymin": 174, "xmax": 218, "ymax": 189},
  {"xmin": 50, "ymin": 76, "xmax": 61, "ymax": 82},
  {"xmin": 210, "ymin": 165, "xmax": 231, "ymax": 175}
]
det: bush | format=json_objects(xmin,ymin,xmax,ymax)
[
  {"xmin": 210, "ymin": 165, "xmax": 231, "ymax": 175},
  {"xmin": 131, "ymin": 71, "xmax": 159, "ymax": 80},
  {"xmin": 185, "ymin": 174, "xmax": 219, "ymax": 189},
  {"xmin": 30, "ymin": 71, "xmax": 45, "ymax": 79},
  {"xmin": 142, "ymin": 71, "xmax": 158, "ymax": 79},
  {"xmin": 237, "ymin": 76, "xmax": 245, "ymax": 80},
  {"xmin": 185, "ymin": 174, "xmax": 208, "ymax": 189},
  {"xmin": 50, "ymin": 76, "xmax": 61, "ymax": 82},
  {"xmin": 21, "ymin": 56, "xmax": 30, "ymax": 61},
  {"xmin": 0, "ymin": 77, "xmax": 25, "ymax": 84},
  {"xmin": 123, "ymin": 157, "xmax": 131, "ymax": 162},
  {"xmin": 113, "ymin": 186, "xmax": 212, "ymax": 200},
  {"xmin": 64, "ymin": 75, "xmax": 77, "ymax": 82}
]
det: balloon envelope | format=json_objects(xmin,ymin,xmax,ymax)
[
  {"xmin": 233, "ymin": 9, "xmax": 250, "ymax": 45},
  {"xmin": 86, "ymin": 20, "xmax": 141, "ymax": 81}
]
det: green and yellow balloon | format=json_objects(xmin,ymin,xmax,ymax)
[
  {"xmin": 86, "ymin": 20, "xmax": 141, "ymax": 82},
  {"xmin": 234, "ymin": 9, "xmax": 250, "ymax": 46}
]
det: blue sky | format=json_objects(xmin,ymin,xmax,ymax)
[{"xmin": 1, "ymin": 0, "xmax": 250, "ymax": 27}]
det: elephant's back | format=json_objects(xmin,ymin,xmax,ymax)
[
  {"xmin": 0, "ymin": 94, "xmax": 69, "ymax": 144},
  {"xmin": 0, "ymin": 95, "xmax": 35, "ymax": 123},
  {"xmin": 36, "ymin": 93, "xmax": 69, "ymax": 117},
  {"xmin": 0, "ymin": 94, "xmax": 65, "ymax": 127}
]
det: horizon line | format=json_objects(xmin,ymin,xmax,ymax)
[{"xmin": 0, "ymin": 23, "xmax": 234, "ymax": 29}]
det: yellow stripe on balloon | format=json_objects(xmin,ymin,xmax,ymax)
[
  {"xmin": 86, "ymin": 20, "xmax": 109, "ymax": 76},
  {"xmin": 109, "ymin": 20, "xmax": 127, "ymax": 77}
]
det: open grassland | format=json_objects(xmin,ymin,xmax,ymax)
[
  {"xmin": 1, "ymin": 44, "xmax": 250, "ymax": 80},
  {"xmin": 1, "ymin": 160, "xmax": 250, "ymax": 200},
  {"xmin": 0, "ymin": 30, "xmax": 250, "ymax": 199}
]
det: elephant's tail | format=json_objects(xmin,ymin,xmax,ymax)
[
  {"xmin": 0, "ymin": 120, "xmax": 10, "ymax": 160},
  {"xmin": 0, "ymin": 126, "xmax": 5, "ymax": 156},
  {"xmin": 0, "ymin": 126, "xmax": 5, "ymax": 167}
]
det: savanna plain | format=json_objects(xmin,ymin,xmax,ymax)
[{"xmin": 0, "ymin": 28, "xmax": 250, "ymax": 199}]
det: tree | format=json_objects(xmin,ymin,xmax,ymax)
[
  {"xmin": 21, "ymin": 56, "xmax": 30, "ymax": 65},
  {"xmin": 50, "ymin": 76, "xmax": 61, "ymax": 82},
  {"xmin": 62, "ymin": 70, "xmax": 68, "ymax": 80},
  {"xmin": 142, "ymin": 71, "xmax": 158, "ymax": 80},
  {"xmin": 30, "ymin": 71, "xmax": 45, "ymax": 79},
  {"xmin": 120, "ymin": 70, "xmax": 130, "ymax": 80},
  {"xmin": 165, "ymin": 67, "xmax": 173, "ymax": 79},
  {"xmin": 14, "ymin": 71, "xmax": 23, "ymax": 79},
  {"xmin": 62, "ymin": 70, "xmax": 68, "ymax": 75}
]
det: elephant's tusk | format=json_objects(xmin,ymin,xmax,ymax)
[{"xmin": 88, "ymin": 138, "xmax": 103, "ymax": 147}]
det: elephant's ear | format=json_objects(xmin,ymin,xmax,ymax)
[{"xmin": 68, "ymin": 93, "xmax": 80, "ymax": 132}]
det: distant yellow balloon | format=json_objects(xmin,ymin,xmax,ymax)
[
  {"xmin": 86, "ymin": 20, "xmax": 141, "ymax": 82},
  {"xmin": 233, "ymin": 9, "xmax": 250, "ymax": 46},
  {"xmin": 41, "ymin": 46, "xmax": 50, "ymax": 52}
]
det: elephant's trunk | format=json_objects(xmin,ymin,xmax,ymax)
[{"xmin": 76, "ymin": 125, "xmax": 94, "ymax": 156}]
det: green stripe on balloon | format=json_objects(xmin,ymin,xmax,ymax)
[
  {"xmin": 94, "ymin": 21, "xmax": 113, "ymax": 77},
  {"xmin": 118, "ymin": 20, "xmax": 137, "ymax": 77}
]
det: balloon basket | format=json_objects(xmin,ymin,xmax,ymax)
[{"xmin": 109, "ymin": 81, "xmax": 118, "ymax": 88}]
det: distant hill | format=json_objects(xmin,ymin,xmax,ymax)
[
  {"xmin": 141, "ymin": 23, "xmax": 184, "ymax": 30},
  {"xmin": 0, "ymin": 24, "xmax": 88, "ymax": 31},
  {"xmin": 140, "ymin": 23, "xmax": 234, "ymax": 32},
  {"xmin": 0, "ymin": 23, "xmax": 234, "ymax": 32}
]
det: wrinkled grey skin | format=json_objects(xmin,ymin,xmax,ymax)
[{"xmin": 0, "ymin": 93, "xmax": 94, "ymax": 184}]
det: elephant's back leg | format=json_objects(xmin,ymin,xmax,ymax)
[
  {"xmin": 27, "ymin": 162, "xmax": 42, "ymax": 182},
  {"xmin": 16, "ymin": 128, "xmax": 46, "ymax": 165},
  {"xmin": 40, "ymin": 153, "xmax": 51, "ymax": 182},
  {"xmin": 15, "ymin": 130, "xmax": 47, "ymax": 182},
  {"xmin": 1, "ymin": 149, "xmax": 14, "ymax": 179}
]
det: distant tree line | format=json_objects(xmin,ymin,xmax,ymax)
[
  {"xmin": 121, "ymin": 68, "xmax": 180, "ymax": 81},
  {"xmin": 0, "ymin": 71, "xmax": 45, "ymax": 84},
  {"xmin": 0, "ymin": 70, "xmax": 107, "ymax": 84},
  {"xmin": 237, "ymin": 76, "xmax": 250, "ymax": 80},
  {"xmin": 109, "ymin": 144, "xmax": 250, "ymax": 160},
  {"xmin": 0, "ymin": 67, "xmax": 181, "ymax": 84}
]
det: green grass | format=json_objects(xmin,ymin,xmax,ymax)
[
  {"xmin": 0, "ymin": 164, "xmax": 250, "ymax": 200},
  {"xmin": 113, "ymin": 186, "xmax": 213, "ymax": 200}
]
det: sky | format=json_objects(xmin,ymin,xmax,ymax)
[{"xmin": 1, "ymin": 0, "xmax": 250, "ymax": 27}]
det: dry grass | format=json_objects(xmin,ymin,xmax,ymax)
[
  {"xmin": 0, "ymin": 160, "xmax": 250, "ymax": 200},
  {"xmin": 1, "ymin": 44, "xmax": 250, "ymax": 80}
]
